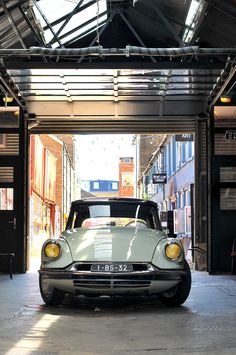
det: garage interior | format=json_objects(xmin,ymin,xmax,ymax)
[
  {"xmin": 0, "ymin": 0, "xmax": 236, "ymax": 275},
  {"xmin": 0, "ymin": 2, "xmax": 236, "ymax": 354}
]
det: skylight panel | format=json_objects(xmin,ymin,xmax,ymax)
[
  {"xmin": 33, "ymin": 0, "xmax": 107, "ymax": 47},
  {"xmin": 60, "ymin": 2, "xmax": 107, "ymax": 37},
  {"xmin": 36, "ymin": 0, "xmax": 76, "ymax": 24},
  {"xmin": 185, "ymin": 0, "xmax": 200, "ymax": 27},
  {"xmin": 183, "ymin": 0, "xmax": 204, "ymax": 43}
]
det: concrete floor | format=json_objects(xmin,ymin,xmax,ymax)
[{"xmin": 0, "ymin": 270, "xmax": 236, "ymax": 355}]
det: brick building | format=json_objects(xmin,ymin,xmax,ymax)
[
  {"xmin": 119, "ymin": 157, "xmax": 134, "ymax": 197},
  {"xmin": 29, "ymin": 135, "xmax": 75, "ymax": 257}
]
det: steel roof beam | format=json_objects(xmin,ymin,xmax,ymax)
[
  {"xmin": 48, "ymin": 0, "xmax": 85, "ymax": 46},
  {"xmin": 51, "ymin": 10, "xmax": 109, "ymax": 47},
  {"xmin": 17, "ymin": 4, "xmax": 47, "ymax": 63},
  {"xmin": 4, "ymin": 61, "xmax": 224, "ymax": 70},
  {"xmin": 209, "ymin": 57, "xmax": 236, "ymax": 107},
  {"xmin": 65, "ymin": 19, "xmax": 108, "ymax": 48},
  {"xmin": 118, "ymin": 11, "xmax": 156, "ymax": 63},
  {"xmin": 78, "ymin": 11, "xmax": 116, "ymax": 63},
  {"xmin": 43, "ymin": 0, "xmax": 97, "ymax": 31},
  {"xmin": 204, "ymin": 0, "xmax": 236, "ymax": 21},
  {"xmin": 0, "ymin": 0, "xmax": 29, "ymax": 18},
  {"xmin": 0, "ymin": 60, "xmax": 27, "ymax": 110},
  {"xmin": 0, "ymin": 0, "xmax": 28, "ymax": 50},
  {"xmin": 18, "ymin": 5, "xmax": 45, "ymax": 47},
  {"xmin": 32, "ymin": 0, "xmax": 63, "ymax": 48},
  {"xmin": 145, "ymin": 0, "xmax": 184, "ymax": 46}
]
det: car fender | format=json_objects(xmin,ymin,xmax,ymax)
[
  {"xmin": 152, "ymin": 237, "xmax": 185, "ymax": 269},
  {"xmin": 41, "ymin": 237, "xmax": 73, "ymax": 269}
]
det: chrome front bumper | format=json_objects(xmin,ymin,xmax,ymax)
[{"xmin": 39, "ymin": 263, "xmax": 187, "ymax": 296}]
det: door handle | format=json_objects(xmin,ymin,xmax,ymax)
[{"xmin": 8, "ymin": 218, "xmax": 16, "ymax": 230}]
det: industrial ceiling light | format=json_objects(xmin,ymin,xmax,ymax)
[
  {"xmin": 220, "ymin": 96, "xmax": 232, "ymax": 103},
  {"xmin": 2, "ymin": 95, "xmax": 13, "ymax": 103}
]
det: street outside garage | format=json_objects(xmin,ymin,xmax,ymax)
[{"xmin": 0, "ymin": 271, "xmax": 236, "ymax": 355}]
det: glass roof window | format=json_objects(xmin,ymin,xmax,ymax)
[
  {"xmin": 33, "ymin": 0, "xmax": 107, "ymax": 48},
  {"xmin": 182, "ymin": 0, "xmax": 204, "ymax": 44}
]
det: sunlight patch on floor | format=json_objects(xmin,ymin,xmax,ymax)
[{"xmin": 5, "ymin": 314, "xmax": 60, "ymax": 354}]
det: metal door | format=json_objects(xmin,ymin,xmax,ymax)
[
  {"xmin": 0, "ymin": 163, "xmax": 18, "ymax": 273},
  {"xmin": 211, "ymin": 156, "xmax": 236, "ymax": 272}
]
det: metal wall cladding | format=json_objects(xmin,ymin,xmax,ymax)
[
  {"xmin": 0, "ymin": 134, "xmax": 19, "ymax": 155},
  {"xmin": 0, "ymin": 166, "xmax": 13, "ymax": 183},
  {"xmin": 215, "ymin": 133, "xmax": 236, "ymax": 155}
]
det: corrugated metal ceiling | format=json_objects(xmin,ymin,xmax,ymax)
[{"xmin": 0, "ymin": 0, "xmax": 235, "ymax": 133}]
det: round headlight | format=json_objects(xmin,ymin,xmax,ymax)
[
  {"xmin": 44, "ymin": 242, "xmax": 61, "ymax": 259},
  {"xmin": 165, "ymin": 242, "xmax": 182, "ymax": 260}
]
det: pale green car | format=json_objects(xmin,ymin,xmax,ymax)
[{"xmin": 39, "ymin": 198, "xmax": 191, "ymax": 306}]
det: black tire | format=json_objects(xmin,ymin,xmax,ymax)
[
  {"xmin": 39, "ymin": 273, "xmax": 65, "ymax": 306},
  {"xmin": 159, "ymin": 261, "xmax": 191, "ymax": 306}
]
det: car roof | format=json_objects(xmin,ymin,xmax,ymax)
[{"xmin": 71, "ymin": 197, "xmax": 157, "ymax": 207}]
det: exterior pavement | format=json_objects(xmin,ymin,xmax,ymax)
[{"xmin": 0, "ymin": 270, "xmax": 236, "ymax": 355}]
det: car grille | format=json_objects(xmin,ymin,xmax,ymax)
[
  {"xmin": 73, "ymin": 274, "xmax": 153, "ymax": 289},
  {"xmin": 70, "ymin": 263, "xmax": 155, "ymax": 291}
]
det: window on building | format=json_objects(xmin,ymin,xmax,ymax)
[
  {"xmin": 167, "ymin": 142, "xmax": 171, "ymax": 177},
  {"xmin": 177, "ymin": 141, "xmax": 187, "ymax": 167},
  {"xmin": 112, "ymin": 182, "xmax": 118, "ymax": 190},
  {"xmin": 164, "ymin": 146, "xmax": 167, "ymax": 174},
  {"xmin": 157, "ymin": 153, "xmax": 164, "ymax": 172},
  {"xmin": 186, "ymin": 141, "xmax": 194, "ymax": 160},
  {"xmin": 156, "ymin": 160, "xmax": 159, "ymax": 172},
  {"xmin": 176, "ymin": 193, "xmax": 180, "ymax": 208},
  {"xmin": 180, "ymin": 191, "xmax": 186, "ymax": 208},
  {"xmin": 93, "ymin": 181, "xmax": 99, "ymax": 189},
  {"xmin": 176, "ymin": 142, "xmax": 181, "ymax": 169},
  {"xmin": 186, "ymin": 189, "xmax": 191, "ymax": 205},
  {"xmin": 181, "ymin": 142, "xmax": 186, "ymax": 163},
  {"xmin": 171, "ymin": 138, "xmax": 177, "ymax": 174},
  {"xmin": 120, "ymin": 157, "xmax": 133, "ymax": 163}
]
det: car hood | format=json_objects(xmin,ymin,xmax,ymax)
[{"xmin": 61, "ymin": 226, "xmax": 165, "ymax": 262}]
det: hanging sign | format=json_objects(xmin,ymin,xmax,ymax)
[
  {"xmin": 175, "ymin": 134, "xmax": 193, "ymax": 142},
  {"xmin": 152, "ymin": 173, "xmax": 167, "ymax": 184}
]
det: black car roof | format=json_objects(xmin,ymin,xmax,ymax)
[{"xmin": 71, "ymin": 197, "xmax": 157, "ymax": 207}]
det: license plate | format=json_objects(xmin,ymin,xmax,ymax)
[{"xmin": 91, "ymin": 263, "xmax": 133, "ymax": 272}]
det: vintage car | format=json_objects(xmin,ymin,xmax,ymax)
[{"xmin": 39, "ymin": 197, "xmax": 191, "ymax": 306}]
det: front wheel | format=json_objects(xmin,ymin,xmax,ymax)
[
  {"xmin": 159, "ymin": 261, "xmax": 191, "ymax": 306},
  {"xmin": 39, "ymin": 273, "xmax": 65, "ymax": 306}
]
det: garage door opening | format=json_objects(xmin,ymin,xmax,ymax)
[{"xmin": 28, "ymin": 132, "xmax": 199, "ymax": 271}]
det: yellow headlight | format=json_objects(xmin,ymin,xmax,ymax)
[
  {"xmin": 44, "ymin": 242, "xmax": 61, "ymax": 259},
  {"xmin": 165, "ymin": 242, "xmax": 182, "ymax": 260}
]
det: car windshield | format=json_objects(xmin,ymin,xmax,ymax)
[
  {"xmin": 81, "ymin": 217, "xmax": 147, "ymax": 228},
  {"xmin": 66, "ymin": 201, "xmax": 162, "ymax": 230}
]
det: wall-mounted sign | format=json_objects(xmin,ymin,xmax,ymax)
[
  {"xmin": 175, "ymin": 134, "xmax": 193, "ymax": 142},
  {"xmin": 152, "ymin": 173, "xmax": 167, "ymax": 184},
  {"xmin": 225, "ymin": 130, "xmax": 236, "ymax": 140}
]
